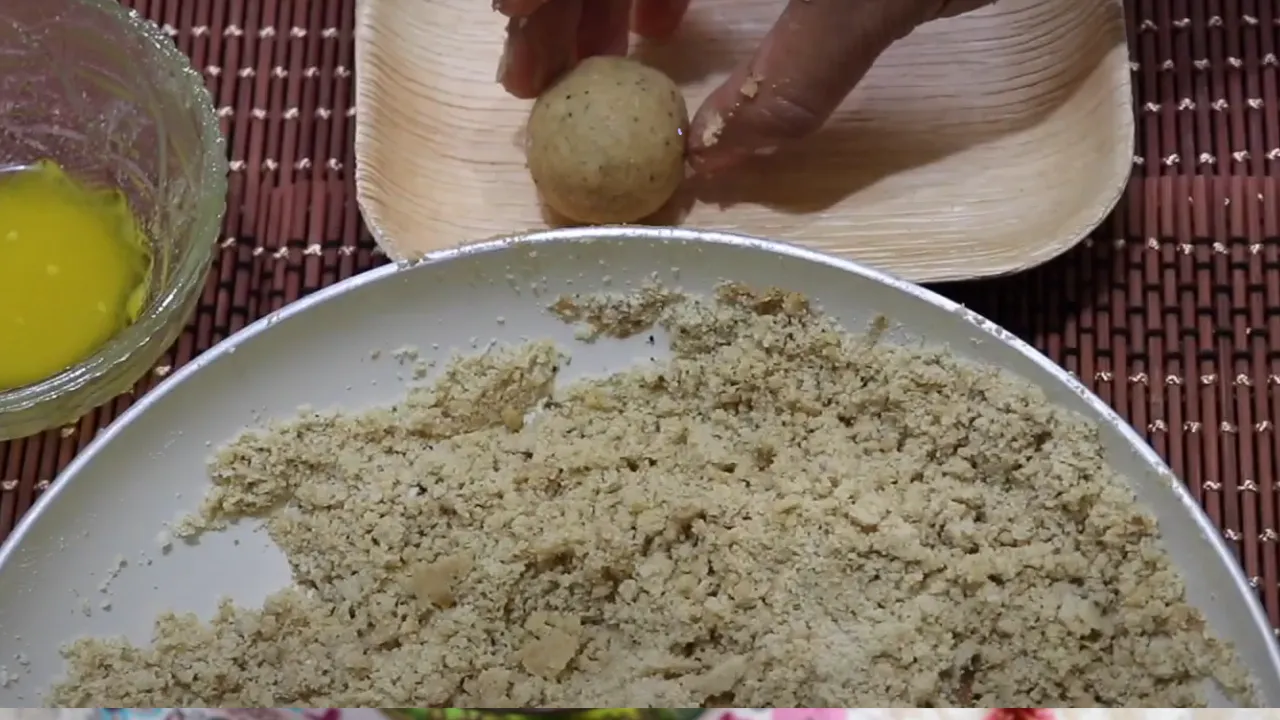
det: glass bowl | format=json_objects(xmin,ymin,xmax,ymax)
[{"xmin": 0, "ymin": 0, "xmax": 228, "ymax": 440}]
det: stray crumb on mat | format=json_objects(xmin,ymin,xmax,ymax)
[{"xmin": 48, "ymin": 283, "xmax": 1254, "ymax": 707}]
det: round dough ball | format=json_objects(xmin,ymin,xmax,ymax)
[{"xmin": 527, "ymin": 56, "xmax": 688, "ymax": 224}]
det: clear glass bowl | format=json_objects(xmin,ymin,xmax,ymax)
[{"xmin": 0, "ymin": 0, "xmax": 228, "ymax": 440}]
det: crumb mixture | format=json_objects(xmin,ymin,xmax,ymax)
[
  {"xmin": 49, "ymin": 284, "xmax": 1254, "ymax": 707},
  {"xmin": 699, "ymin": 112, "xmax": 725, "ymax": 147}
]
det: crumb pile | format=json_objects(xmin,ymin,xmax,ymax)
[{"xmin": 49, "ymin": 284, "xmax": 1254, "ymax": 707}]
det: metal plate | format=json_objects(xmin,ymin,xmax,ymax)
[{"xmin": 0, "ymin": 227, "xmax": 1275, "ymax": 705}]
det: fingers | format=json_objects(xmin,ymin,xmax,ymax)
[
  {"xmin": 577, "ymin": 0, "xmax": 632, "ymax": 59},
  {"xmin": 688, "ymin": 0, "xmax": 936, "ymax": 173},
  {"xmin": 936, "ymin": 0, "xmax": 996, "ymax": 18},
  {"xmin": 498, "ymin": 0, "xmax": 629, "ymax": 98},
  {"xmin": 632, "ymin": 0, "xmax": 691, "ymax": 39},
  {"xmin": 494, "ymin": 0, "xmax": 553, "ymax": 17},
  {"xmin": 497, "ymin": 0, "xmax": 691, "ymax": 99},
  {"xmin": 499, "ymin": 0, "xmax": 583, "ymax": 98}
]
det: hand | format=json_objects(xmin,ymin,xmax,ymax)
[{"xmin": 495, "ymin": 0, "xmax": 994, "ymax": 173}]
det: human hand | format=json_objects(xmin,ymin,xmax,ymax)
[{"xmin": 495, "ymin": 0, "xmax": 994, "ymax": 173}]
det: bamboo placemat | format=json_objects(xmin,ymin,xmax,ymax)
[
  {"xmin": 939, "ymin": 0, "xmax": 1280, "ymax": 632},
  {"xmin": 1, "ymin": 0, "xmax": 1278, "ymax": 636}
]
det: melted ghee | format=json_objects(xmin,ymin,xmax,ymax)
[{"xmin": 0, "ymin": 160, "xmax": 152, "ymax": 392}]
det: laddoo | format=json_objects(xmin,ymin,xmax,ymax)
[{"xmin": 526, "ymin": 57, "xmax": 688, "ymax": 224}]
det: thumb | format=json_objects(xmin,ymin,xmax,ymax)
[{"xmin": 688, "ymin": 0, "xmax": 941, "ymax": 174}]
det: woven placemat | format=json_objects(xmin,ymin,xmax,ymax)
[
  {"xmin": 941, "ymin": 0, "xmax": 1280, "ymax": 631},
  {"xmin": 2, "ymin": 0, "xmax": 1278, "ymax": 634}
]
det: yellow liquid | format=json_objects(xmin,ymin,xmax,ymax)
[{"xmin": 0, "ymin": 160, "xmax": 152, "ymax": 391}]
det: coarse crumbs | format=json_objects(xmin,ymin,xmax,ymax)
[
  {"xmin": 699, "ymin": 112, "xmax": 725, "ymax": 148},
  {"xmin": 549, "ymin": 284, "xmax": 680, "ymax": 341},
  {"xmin": 49, "ymin": 283, "xmax": 1255, "ymax": 707}
]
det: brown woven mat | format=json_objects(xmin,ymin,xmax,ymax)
[{"xmin": 2, "ymin": 0, "xmax": 1279, "ymax": 634}]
